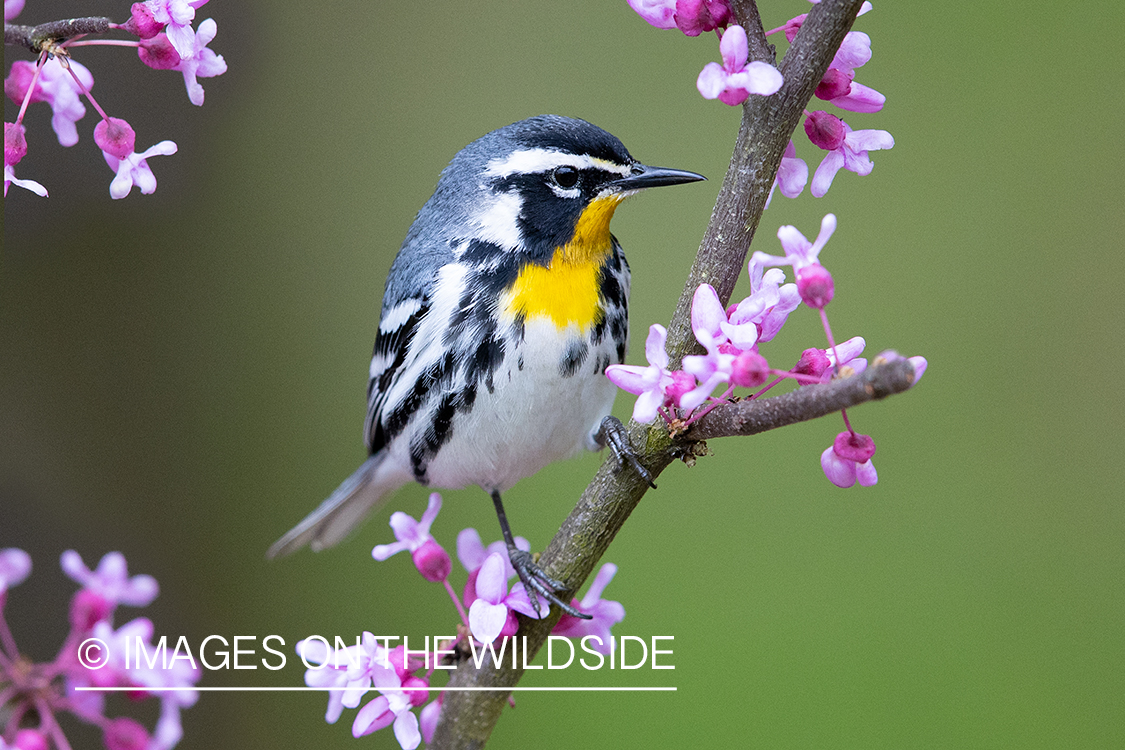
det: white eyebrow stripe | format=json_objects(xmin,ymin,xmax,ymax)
[{"xmin": 484, "ymin": 148, "xmax": 632, "ymax": 178}]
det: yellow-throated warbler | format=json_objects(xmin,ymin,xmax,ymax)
[{"xmin": 268, "ymin": 115, "xmax": 704, "ymax": 616}]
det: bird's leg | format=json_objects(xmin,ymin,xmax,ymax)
[
  {"xmin": 490, "ymin": 490, "xmax": 591, "ymax": 620},
  {"xmin": 596, "ymin": 415, "xmax": 657, "ymax": 489}
]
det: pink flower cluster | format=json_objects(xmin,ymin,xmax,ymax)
[
  {"xmin": 763, "ymin": 0, "xmax": 894, "ymax": 200},
  {"xmin": 606, "ymin": 214, "xmax": 927, "ymax": 488},
  {"xmin": 301, "ymin": 493, "xmax": 626, "ymax": 748},
  {"xmin": 0, "ymin": 549, "xmax": 200, "ymax": 750},
  {"xmin": 628, "ymin": 0, "xmax": 783, "ymax": 105},
  {"xmin": 4, "ymin": 0, "xmax": 226, "ymax": 199}
]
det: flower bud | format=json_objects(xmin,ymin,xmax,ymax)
[
  {"xmin": 123, "ymin": 2, "xmax": 165, "ymax": 39},
  {"xmin": 675, "ymin": 0, "xmax": 732, "ymax": 37},
  {"xmin": 94, "ymin": 117, "xmax": 136, "ymax": 159},
  {"xmin": 138, "ymin": 34, "xmax": 181, "ymax": 70},
  {"xmin": 804, "ymin": 110, "xmax": 846, "ymax": 151},
  {"xmin": 793, "ymin": 347, "xmax": 830, "ymax": 380},
  {"xmin": 796, "ymin": 263, "xmax": 834, "ymax": 309},
  {"xmin": 815, "ymin": 68, "xmax": 854, "ymax": 100},
  {"xmin": 730, "ymin": 350, "xmax": 769, "ymax": 388},
  {"xmin": 5, "ymin": 122, "xmax": 28, "ymax": 166},
  {"xmin": 411, "ymin": 538, "xmax": 451, "ymax": 583},
  {"xmin": 833, "ymin": 430, "xmax": 876, "ymax": 463}
]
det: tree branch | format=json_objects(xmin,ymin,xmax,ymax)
[
  {"xmin": 4, "ymin": 17, "xmax": 112, "ymax": 53},
  {"xmin": 431, "ymin": 1, "xmax": 872, "ymax": 747}
]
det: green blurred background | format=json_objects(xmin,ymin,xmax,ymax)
[{"xmin": 4, "ymin": 1, "xmax": 1123, "ymax": 748}]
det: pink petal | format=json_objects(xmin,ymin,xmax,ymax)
[
  {"xmin": 719, "ymin": 24, "xmax": 748, "ymax": 71},
  {"xmin": 741, "ymin": 61, "xmax": 783, "ymax": 95},
  {"xmin": 352, "ymin": 696, "xmax": 393, "ymax": 737},
  {"xmin": 474, "ymin": 553, "xmax": 507, "ymax": 603},
  {"xmin": 908, "ymin": 356, "xmax": 928, "ymax": 384},
  {"xmin": 831, "ymin": 81, "xmax": 884, "ymax": 113},
  {"xmin": 468, "ymin": 600, "xmax": 508, "ymax": 644},
  {"xmin": 855, "ymin": 459, "xmax": 878, "ymax": 486},
  {"xmin": 691, "ymin": 284, "xmax": 727, "ymax": 342},
  {"xmin": 605, "ymin": 364, "xmax": 655, "ymax": 395},
  {"xmin": 644, "ymin": 324, "xmax": 669, "ymax": 369},
  {"xmin": 696, "ymin": 62, "xmax": 727, "ymax": 100},
  {"xmin": 846, "ymin": 128, "xmax": 894, "ymax": 153},
  {"xmin": 820, "ymin": 446, "xmax": 857, "ymax": 487},
  {"xmin": 456, "ymin": 528, "xmax": 486, "ymax": 572},
  {"xmin": 631, "ymin": 386, "xmax": 664, "ymax": 424},
  {"xmin": 810, "ymin": 150, "xmax": 845, "ymax": 197},
  {"xmin": 393, "ymin": 710, "xmax": 422, "ymax": 750}
]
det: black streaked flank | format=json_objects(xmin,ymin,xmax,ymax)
[{"xmin": 560, "ymin": 339, "xmax": 589, "ymax": 377}]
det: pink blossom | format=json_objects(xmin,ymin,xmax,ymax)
[
  {"xmin": 60, "ymin": 550, "xmax": 158, "ymax": 607},
  {"xmin": 5, "ymin": 58, "xmax": 94, "ymax": 147},
  {"xmin": 604, "ymin": 324, "xmax": 675, "ymax": 424},
  {"xmin": 103, "ymin": 139, "xmax": 178, "ymax": 199},
  {"xmin": 468, "ymin": 553, "xmax": 543, "ymax": 644},
  {"xmin": 172, "ymin": 18, "xmax": 227, "ymax": 106},
  {"xmin": 5, "ymin": 0, "xmax": 24, "ymax": 21},
  {"xmin": 810, "ymin": 120, "xmax": 894, "ymax": 197},
  {"xmin": 697, "ymin": 25, "xmax": 783, "ymax": 106},
  {"xmin": 754, "ymin": 213, "xmax": 837, "ymax": 275},
  {"xmin": 372, "ymin": 493, "xmax": 452, "ymax": 582},
  {"xmin": 552, "ymin": 563, "xmax": 625, "ymax": 654},
  {"xmin": 821, "ymin": 431, "xmax": 878, "ymax": 488}
]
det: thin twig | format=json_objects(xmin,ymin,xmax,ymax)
[{"xmin": 5, "ymin": 17, "xmax": 112, "ymax": 53}]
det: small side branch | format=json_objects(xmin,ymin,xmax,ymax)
[
  {"xmin": 5, "ymin": 17, "xmax": 112, "ymax": 53},
  {"xmin": 686, "ymin": 358, "xmax": 917, "ymax": 440}
]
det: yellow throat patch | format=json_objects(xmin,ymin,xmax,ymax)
[{"xmin": 501, "ymin": 195, "xmax": 624, "ymax": 330}]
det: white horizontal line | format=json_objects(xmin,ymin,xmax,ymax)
[{"xmin": 74, "ymin": 686, "xmax": 676, "ymax": 692}]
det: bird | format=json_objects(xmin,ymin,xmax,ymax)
[{"xmin": 267, "ymin": 115, "xmax": 704, "ymax": 617}]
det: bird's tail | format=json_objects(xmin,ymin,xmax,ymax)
[{"xmin": 266, "ymin": 451, "xmax": 404, "ymax": 559}]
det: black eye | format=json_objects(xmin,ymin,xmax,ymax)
[{"xmin": 551, "ymin": 166, "xmax": 579, "ymax": 190}]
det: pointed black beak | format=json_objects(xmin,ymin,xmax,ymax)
[{"xmin": 610, "ymin": 163, "xmax": 707, "ymax": 191}]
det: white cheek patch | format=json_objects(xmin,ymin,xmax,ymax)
[
  {"xmin": 471, "ymin": 192, "xmax": 524, "ymax": 251},
  {"xmin": 484, "ymin": 149, "xmax": 631, "ymax": 179}
]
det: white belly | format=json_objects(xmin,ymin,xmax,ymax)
[{"xmin": 396, "ymin": 318, "xmax": 617, "ymax": 493}]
